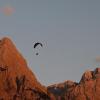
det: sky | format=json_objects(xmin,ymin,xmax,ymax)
[{"xmin": 0, "ymin": 0, "xmax": 100, "ymax": 86}]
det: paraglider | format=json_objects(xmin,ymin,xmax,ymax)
[{"xmin": 33, "ymin": 42, "xmax": 43, "ymax": 55}]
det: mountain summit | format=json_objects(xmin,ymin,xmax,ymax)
[
  {"xmin": 48, "ymin": 68, "xmax": 100, "ymax": 100},
  {"xmin": 0, "ymin": 37, "xmax": 52, "ymax": 100}
]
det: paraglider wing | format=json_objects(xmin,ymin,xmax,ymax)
[{"xmin": 34, "ymin": 42, "xmax": 43, "ymax": 48}]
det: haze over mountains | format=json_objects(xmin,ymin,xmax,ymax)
[{"xmin": 0, "ymin": 37, "xmax": 100, "ymax": 100}]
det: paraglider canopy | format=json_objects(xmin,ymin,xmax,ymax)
[{"xmin": 34, "ymin": 42, "xmax": 43, "ymax": 48}]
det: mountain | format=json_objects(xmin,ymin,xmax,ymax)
[
  {"xmin": 0, "ymin": 37, "xmax": 53, "ymax": 100},
  {"xmin": 48, "ymin": 68, "xmax": 100, "ymax": 100},
  {"xmin": 1, "ymin": 37, "xmax": 100, "ymax": 100}
]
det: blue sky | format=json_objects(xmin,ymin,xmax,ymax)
[{"xmin": 0, "ymin": 0, "xmax": 100, "ymax": 85}]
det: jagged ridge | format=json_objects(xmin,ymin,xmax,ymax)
[{"xmin": 48, "ymin": 68, "xmax": 100, "ymax": 100}]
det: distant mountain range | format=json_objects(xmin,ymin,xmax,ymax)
[{"xmin": 0, "ymin": 37, "xmax": 100, "ymax": 100}]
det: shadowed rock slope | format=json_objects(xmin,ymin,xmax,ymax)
[
  {"xmin": 0, "ymin": 37, "xmax": 53, "ymax": 100},
  {"xmin": 48, "ymin": 68, "xmax": 100, "ymax": 100}
]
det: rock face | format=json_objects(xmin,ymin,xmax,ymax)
[
  {"xmin": 0, "ymin": 37, "xmax": 51, "ymax": 100},
  {"xmin": 48, "ymin": 68, "xmax": 100, "ymax": 100},
  {"xmin": 1, "ymin": 37, "xmax": 100, "ymax": 100}
]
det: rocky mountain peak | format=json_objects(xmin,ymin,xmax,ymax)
[{"xmin": 0, "ymin": 37, "xmax": 51, "ymax": 100}]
